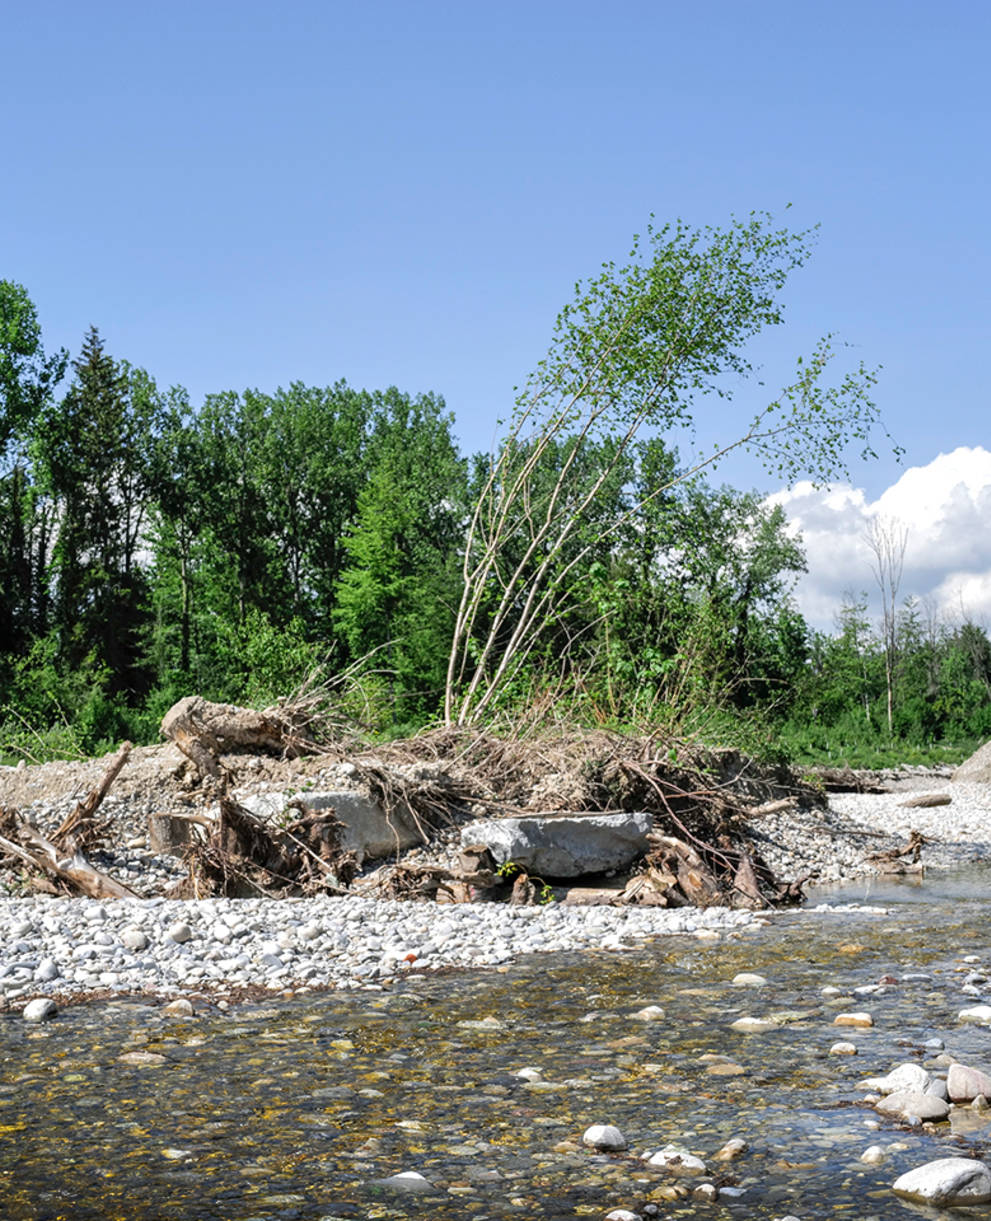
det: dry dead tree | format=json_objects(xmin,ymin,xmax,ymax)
[{"xmin": 51, "ymin": 741, "xmax": 132, "ymax": 853}]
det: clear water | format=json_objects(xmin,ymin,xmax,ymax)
[{"xmin": 4, "ymin": 869, "xmax": 991, "ymax": 1219}]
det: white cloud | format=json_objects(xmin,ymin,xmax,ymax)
[{"xmin": 768, "ymin": 446, "xmax": 991, "ymax": 633}]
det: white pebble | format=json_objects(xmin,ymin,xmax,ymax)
[{"xmin": 583, "ymin": 1124, "xmax": 626, "ymax": 1150}]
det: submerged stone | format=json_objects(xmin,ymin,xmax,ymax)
[{"xmin": 876, "ymin": 1089, "xmax": 949, "ymax": 1122}]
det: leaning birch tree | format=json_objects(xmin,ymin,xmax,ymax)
[
  {"xmin": 444, "ymin": 213, "xmax": 889, "ymax": 726},
  {"xmin": 865, "ymin": 515, "xmax": 909, "ymax": 735}
]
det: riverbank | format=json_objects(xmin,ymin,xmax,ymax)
[{"xmin": 2, "ymin": 750, "xmax": 990, "ymax": 1009}]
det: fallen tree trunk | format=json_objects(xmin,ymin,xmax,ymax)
[
  {"xmin": 809, "ymin": 767, "xmax": 888, "ymax": 794},
  {"xmin": 161, "ymin": 695, "xmax": 324, "ymax": 784}
]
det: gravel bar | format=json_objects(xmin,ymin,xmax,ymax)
[{"xmin": 3, "ymin": 767, "xmax": 991, "ymax": 1007}]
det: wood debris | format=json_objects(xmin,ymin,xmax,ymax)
[
  {"xmin": 177, "ymin": 797, "xmax": 356, "ymax": 898},
  {"xmin": 0, "ymin": 742, "xmax": 138, "ymax": 899},
  {"xmin": 866, "ymin": 828, "xmax": 927, "ymax": 874},
  {"xmin": 898, "ymin": 792, "xmax": 951, "ymax": 809}
]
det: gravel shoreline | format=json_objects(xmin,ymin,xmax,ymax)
[{"xmin": 3, "ymin": 770, "xmax": 991, "ymax": 1010}]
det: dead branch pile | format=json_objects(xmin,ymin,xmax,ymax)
[
  {"xmin": 0, "ymin": 719, "xmax": 825, "ymax": 908},
  {"xmin": 364, "ymin": 727, "xmax": 820, "ymax": 907},
  {"xmin": 176, "ymin": 797, "xmax": 357, "ymax": 898}
]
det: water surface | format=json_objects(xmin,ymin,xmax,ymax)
[{"xmin": 4, "ymin": 869, "xmax": 991, "ymax": 1219}]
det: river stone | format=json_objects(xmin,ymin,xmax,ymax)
[
  {"xmin": 647, "ymin": 1143, "xmax": 706, "ymax": 1174},
  {"xmin": 949, "ymin": 1064, "xmax": 991, "ymax": 1102},
  {"xmin": 33, "ymin": 958, "xmax": 59, "ymax": 983},
  {"xmin": 953, "ymin": 739, "xmax": 991, "ymax": 782},
  {"xmin": 876, "ymin": 1089, "xmax": 950, "ymax": 1122},
  {"xmin": 730, "ymin": 1016, "xmax": 778, "ymax": 1033},
  {"xmin": 118, "ymin": 1050, "xmax": 167, "ymax": 1067},
  {"xmin": 713, "ymin": 1137, "xmax": 748, "ymax": 1161},
  {"xmin": 732, "ymin": 972, "xmax": 767, "ymax": 986},
  {"xmin": 960, "ymin": 1004, "xmax": 991, "ymax": 1024},
  {"xmin": 163, "ymin": 998, "xmax": 195, "ymax": 1017},
  {"xmin": 706, "ymin": 1061, "xmax": 746, "ymax": 1077},
  {"xmin": 861, "ymin": 1063, "xmax": 931, "ymax": 1094},
  {"xmin": 582, "ymin": 1124, "xmax": 626, "ymax": 1150},
  {"xmin": 374, "ymin": 1171, "xmax": 434, "ymax": 1192},
  {"xmin": 167, "ymin": 922, "xmax": 192, "ymax": 944},
  {"xmin": 122, "ymin": 926, "xmax": 148, "ymax": 951},
  {"xmin": 458, "ymin": 812, "xmax": 653, "ymax": 877},
  {"xmin": 632, "ymin": 1005, "xmax": 665, "ymax": 1021},
  {"xmin": 834, "ymin": 1011, "xmax": 873, "ymax": 1027},
  {"xmin": 893, "ymin": 1157, "xmax": 991, "ymax": 1205},
  {"xmin": 457, "ymin": 1017, "xmax": 504, "ymax": 1032},
  {"xmin": 829, "ymin": 1041, "xmax": 858, "ymax": 1055},
  {"xmin": 22, "ymin": 997, "xmax": 57, "ymax": 1022}
]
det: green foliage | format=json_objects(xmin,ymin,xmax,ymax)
[
  {"xmin": 446, "ymin": 212, "xmax": 888, "ymax": 726},
  {"xmin": 212, "ymin": 610, "xmax": 325, "ymax": 708},
  {"xmin": 0, "ymin": 246, "xmax": 985, "ymax": 765},
  {"xmin": 495, "ymin": 861, "xmax": 555, "ymax": 904},
  {"xmin": 333, "ymin": 391, "xmax": 466, "ymax": 711},
  {"xmin": 0, "ymin": 280, "xmax": 67, "ymax": 453}
]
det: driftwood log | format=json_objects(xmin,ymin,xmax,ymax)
[
  {"xmin": 160, "ymin": 695, "xmax": 322, "ymax": 784},
  {"xmin": 0, "ymin": 820, "xmax": 138, "ymax": 900},
  {"xmin": 899, "ymin": 793, "xmax": 951, "ymax": 809},
  {"xmin": 0, "ymin": 741, "xmax": 138, "ymax": 899}
]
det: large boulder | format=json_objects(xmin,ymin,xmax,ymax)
[
  {"xmin": 875, "ymin": 1089, "xmax": 949, "ymax": 1122},
  {"xmin": 892, "ymin": 1157, "xmax": 991, "ymax": 1206},
  {"xmin": 953, "ymin": 739, "xmax": 991, "ymax": 783},
  {"xmin": 948, "ymin": 1063, "xmax": 991, "ymax": 1102},
  {"xmin": 459, "ymin": 811, "xmax": 652, "ymax": 878},
  {"xmin": 860, "ymin": 1063, "xmax": 931, "ymax": 1094},
  {"xmin": 239, "ymin": 790, "xmax": 423, "ymax": 864}
]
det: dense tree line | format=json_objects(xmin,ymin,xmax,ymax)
[{"xmin": 2, "ymin": 260, "xmax": 988, "ymax": 763}]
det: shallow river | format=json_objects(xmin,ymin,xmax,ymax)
[{"xmin": 5, "ymin": 870, "xmax": 991, "ymax": 1220}]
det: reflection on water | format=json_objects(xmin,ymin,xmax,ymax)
[{"xmin": 4, "ymin": 869, "xmax": 991, "ymax": 1219}]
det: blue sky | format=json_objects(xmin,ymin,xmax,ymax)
[{"xmin": 5, "ymin": 1, "xmax": 989, "ymax": 626}]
